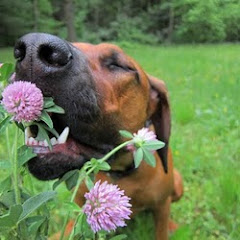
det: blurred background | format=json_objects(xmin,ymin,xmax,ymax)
[{"xmin": 0, "ymin": 0, "xmax": 240, "ymax": 46}]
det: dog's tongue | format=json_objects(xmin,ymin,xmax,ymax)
[
  {"xmin": 30, "ymin": 137, "xmax": 101, "ymax": 160},
  {"xmin": 31, "ymin": 138, "xmax": 81, "ymax": 157}
]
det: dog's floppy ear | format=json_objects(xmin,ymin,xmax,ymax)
[{"xmin": 147, "ymin": 75, "xmax": 171, "ymax": 173}]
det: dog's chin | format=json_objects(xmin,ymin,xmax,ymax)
[{"xmin": 27, "ymin": 153, "xmax": 85, "ymax": 180}]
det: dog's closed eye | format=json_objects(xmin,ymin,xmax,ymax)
[
  {"xmin": 101, "ymin": 52, "xmax": 135, "ymax": 72},
  {"xmin": 101, "ymin": 52, "xmax": 140, "ymax": 84},
  {"xmin": 107, "ymin": 61, "xmax": 128, "ymax": 71}
]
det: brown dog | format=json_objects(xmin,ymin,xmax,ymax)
[{"xmin": 14, "ymin": 33, "xmax": 183, "ymax": 240}]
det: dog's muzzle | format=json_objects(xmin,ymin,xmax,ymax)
[{"xmin": 12, "ymin": 33, "xmax": 116, "ymax": 180}]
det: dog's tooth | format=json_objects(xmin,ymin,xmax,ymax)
[
  {"xmin": 29, "ymin": 137, "xmax": 35, "ymax": 145},
  {"xmin": 24, "ymin": 128, "xmax": 27, "ymax": 141},
  {"xmin": 25, "ymin": 127, "xmax": 31, "ymax": 140},
  {"xmin": 58, "ymin": 127, "xmax": 69, "ymax": 144},
  {"xmin": 43, "ymin": 140, "xmax": 48, "ymax": 147},
  {"xmin": 50, "ymin": 137, "xmax": 58, "ymax": 146}
]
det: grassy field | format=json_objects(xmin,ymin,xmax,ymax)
[{"xmin": 0, "ymin": 43, "xmax": 240, "ymax": 240}]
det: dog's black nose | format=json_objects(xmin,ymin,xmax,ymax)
[{"xmin": 14, "ymin": 33, "xmax": 72, "ymax": 71}]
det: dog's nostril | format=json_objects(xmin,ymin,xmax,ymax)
[
  {"xmin": 38, "ymin": 44, "xmax": 72, "ymax": 67},
  {"xmin": 14, "ymin": 42, "xmax": 26, "ymax": 61}
]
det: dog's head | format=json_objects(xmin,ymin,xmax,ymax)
[{"xmin": 14, "ymin": 33, "xmax": 170, "ymax": 180}]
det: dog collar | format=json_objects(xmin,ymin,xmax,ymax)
[{"xmin": 107, "ymin": 161, "xmax": 136, "ymax": 179}]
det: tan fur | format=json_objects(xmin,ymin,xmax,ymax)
[{"xmin": 70, "ymin": 43, "xmax": 183, "ymax": 240}]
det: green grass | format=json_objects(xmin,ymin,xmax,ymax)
[
  {"xmin": 0, "ymin": 47, "xmax": 15, "ymax": 63},
  {"xmin": 0, "ymin": 44, "xmax": 240, "ymax": 239}
]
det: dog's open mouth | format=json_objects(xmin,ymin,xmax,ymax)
[
  {"xmin": 25, "ymin": 125, "xmax": 81, "ymax": 157},
  {"xmin": 25, "ymin": 116, "xmax": 103, "ymax": 180}
]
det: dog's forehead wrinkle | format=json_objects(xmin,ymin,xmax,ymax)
[
  {"xmin": 100, "ymin": 51, "xmax": 118, "ymax": 64},
  {"xmin": 104, "ymin": 49, "xmax": 119, "ymax": 59}
]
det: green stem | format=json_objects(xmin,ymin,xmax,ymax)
[
  {"xmin": 68, "ymin": 212, "xmax": 83, "ymax": 240},
  {"xmin": 59, "ymin": 140, "xmax": 132, "ymax": 240},
  {"xmin": 59, "ymin": 212, "xmax": 70, "ymax": 240},
  {"xmin": 13, "ymin": 128, "xmax": 21, "ymax": 205},
  {"xmin": 5, "ymin": 126, "xmax": 11, "ymax": 160},
  {"xmin": 60, "ymin": 171, "xmax": 89, "ymax": 240},
  {"xmin": 99, "ymin": 140, "xmax": 132, "ymax": 162},
  {"xmin": 12, "ymin": 128, "xmax": 28, "ymax": 238}
]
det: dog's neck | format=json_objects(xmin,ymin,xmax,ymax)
[{"xmin": 107, "ymin": 161, "xmax": 136, "ymax": 179}]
